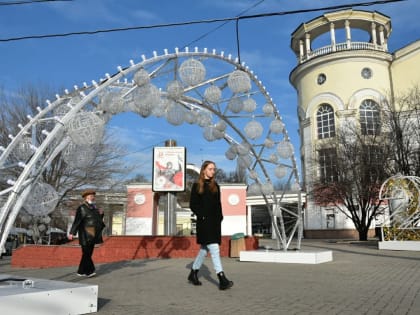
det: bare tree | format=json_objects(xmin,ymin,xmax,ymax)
[
  {"xmin": 311, "ymin": 126, "xmax": 391, "ymax": 240},
  {"xmin": 383, "ymin": 85, "xmax": 420, "ymax": 176}
]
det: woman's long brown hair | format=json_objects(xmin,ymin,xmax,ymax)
[{"xmin": 197, "ymin": 160, "xmax": 218, "ymax": 194}]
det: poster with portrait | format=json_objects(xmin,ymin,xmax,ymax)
[{"xmin": 152, "ymin": 146, "xmax": 186, "ymax": 192}]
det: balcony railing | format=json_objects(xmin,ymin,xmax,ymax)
[{"xmin": 301, "ymin": 41, "xmax": 386, "ymax": 63}]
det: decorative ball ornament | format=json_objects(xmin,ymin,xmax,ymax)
[
  {"xmin": 133, "ymin": 68, "xmax": 150, "ymax": 87},
  {"xmin": 53, "ymin": 99, "xmax": 73, "ymax": 117},
  {"xmin": 66, "ymin": 112, "xmax": 105, "ymax": 145},
  {"xmin": 244, "ymin": 120, "xmax": 263, "ymax": 140},
  {"xmin": 184, "ymin": 110, "xmax": 197, "ymax": 124},
  {"xmin": 23, "ymin": 182, "xmax": 59, "ymax": 217},
  {"xmin": 166, "ymin": 80, "xmax": 184, "ymax": 100},
  {"xmin": 228, "ymin": 194, "xmax": 240, "ymax": 206},
  {"xmin": 277, "ymin": 140, "xmax": 294, "ymax": 159},
  {"xmin": 261, "ymin": 182, "xmax": 274, "ymax": 195},
  {"xmin": 225, "ymin": 146, "xmax": 237, "ymax": 160},
  {"xmin": 151, "ymin": 98, "xmax": 168, "ymax": 118},
  {"xmin": 270, "ymin": 119, "xmax": 285, "ymax": 134},
  {"xmin": 269, "ymin": 153, "xmax": 279, "ymax": 163},
  {"xmin": 204, "ymin": 85, "xmax": 222, "ymax": 104},
  {"xmin": 264, "ymin": 138, "xmax": 275, "ymax": 148},
  {"xmin": 62, "ymin": 141, "xmax": 96, "ymax": 169},
  {"xmin": 227, "ymin": 70, "xmax": 251, "ymax": 93},
  {"xmin": 243, "ymin": 98, "xmax": 257, "ymax": 112},
  {"xmin": 99, "ymin": 91, "xmax": 124, "ymax": 114},
  {"xmin": 263, "ymin": 103, "xmax": 274, "ymax": 116},
  {"xmin": 228, "ymin": 98, "xmax": 243, "ymax": 113},
  {"xmin": 178, "ymin": 58, "xmax": 206, "ymax": 86},
  {"xmin": 133, "ymin": 83, "xmax": 161, "ymax": 117},
  {"xmin": 248, "ymin": 183, "xmax": 261, "ymax": 194},
  {"xmin": 274, "ymin": 165, "xmax": 287, "ymax": 179},
  {"xmin": 14, "ymin": 136, "xmax": 33, "ymax": 162},
  {"xmin": 215, "ymin": 120, "xmax": 227, "ymax": 132},
  {"xmin": 203, "ymin": 126, "xmax": 217, "ymax": 141},
  {"xmin": 196, "ymin": 110, "xmax": 212, "ymax": 127},
  {"xmin": 165, "ymin": 103, "xmax": 185, "ymax": 126}
]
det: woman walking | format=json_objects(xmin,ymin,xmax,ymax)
[{"xmin": 188, "ymin": 160, "xmax": 233, "ymax": 290}]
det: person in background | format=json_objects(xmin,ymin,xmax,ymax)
[
  {"xmin": 188, "ymin": 160, "xmax": 234, "ymax": 290},
  {"xmin": 68, "ymin": 189, "xmax": 105, "ymax": 277}
]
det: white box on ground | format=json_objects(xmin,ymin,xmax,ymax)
[
  {"xmin": 239, "ymin": 249, "xmax": 333, "ymax": 264},
  {"xmin": 0, "ymin": 274, "xmax": 98, "ymax": 315}
]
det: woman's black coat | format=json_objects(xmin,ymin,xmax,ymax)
[
  {"xmin": 189, "ymin": 181, "xmax": 223, "ymax": 245},
  {"xmin": 70, "ymin": 202, "xmax": 105, "ymax": 246}
]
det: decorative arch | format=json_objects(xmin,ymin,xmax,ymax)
[
  {"xmin": 305, "ymin": 92, "xmax": 344, "ymax": 119},
  {"xmin": 348, "ymin": 88, "xmax": 387, "ymax": 110},
  {"xmin": 0, "ymin": 48, "xmax": 301, "ymax": 252}
]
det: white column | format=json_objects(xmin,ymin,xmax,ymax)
[
  {"xmin": 330, "ymin": 22, "xmax": 336, "ymax": 51},
  {"xmin": 345, "ymin": 20, "xmax": 351, "ymax": 49},
  {"xmin": 246, "ymin": 205, "xmax": 252, "ymax": 236},
  {"xmin": 379, "ymin": 25, "xmax": 387, "ymax": 51},
  {"xmin": 371, "ymin": 22, "xmax": 377, "ymax": 47},
  {"xmin": 305, "ymin": 33, "xmax": 311, "ymax": 58},
  {"xmin": 299, "ymin": 39, "xmax": 304, "ymax": 63}
]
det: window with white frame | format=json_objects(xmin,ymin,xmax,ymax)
[
  {"xmin": 360, "ymin": 99, "xmax": 380, "ymax": 135},
  {"xmin": 318, "ymin": 148, "xmax": 338, "ymax": 183},
  {"xmin": 316, "ymin": 104, "xmax": 335, "ymax": 139}
]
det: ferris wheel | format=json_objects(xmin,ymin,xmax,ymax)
[{"xmin": 0, "ymin": 47, "xmax": 302, "ymax": 252}]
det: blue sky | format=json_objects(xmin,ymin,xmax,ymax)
[{"xmin": 0, "ymin": 0, "xmax": 419, "ymax": 180}]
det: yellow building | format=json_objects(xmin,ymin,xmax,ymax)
[{"xmin": 289, "ymin": 9, "xmax": 420, "ymax": 238}]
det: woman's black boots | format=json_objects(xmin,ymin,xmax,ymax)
[
  {"xmin": 188, "ymin": 269, "xmax": 202, "ymax": 286},
  {"xmin": 217, "ymin": 272, "xmax": 233, "ymax": 290}
]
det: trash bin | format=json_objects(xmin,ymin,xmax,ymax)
[{"xmin": 230, "ymin": 232, "xmax": 246, "ymax": 258}]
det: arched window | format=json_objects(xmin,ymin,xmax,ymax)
[
  {"xmin": 316, "ymin": 104, "xmax": 335, "ymax": 139},
  {"xmin": 360, "ymin": 99, "xmax": 380, "ymax": 135}
]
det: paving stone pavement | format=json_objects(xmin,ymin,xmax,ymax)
[{"xmin": 1, "ymin": 239, "xmax": 420, "ymax": 315}]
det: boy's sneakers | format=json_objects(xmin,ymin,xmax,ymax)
[
  {"xmin": 76, "ymin": 273, "xmax": 86, "ymax": 277},
  {"xmin": 87, "ymin": 272, "xmax": 96, "ymax": 278}
]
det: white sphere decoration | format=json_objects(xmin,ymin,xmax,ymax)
[
  {"xmin": 248, "ymin": 183, "xmax": 261, "ymax": 194},
  {"xmin": 203, "ymin": 126, "xmax": 217, "ymax": 141},
  {"xmin": 243, "ymin": 98, "xmax": 257, "ymax": 112},
  {"xmin": 248, "ymin": 170, "xmax": 258, "ymax": 180},
  {"xmin": 212, "ymin": 127, "xmax": 225, "ymax": 140},
  {"xmin": 165, "ymin": 103, "xmax": 185, "ymax": 126},
  {"xmin": 277, "ymin": 140, "xmax": 294, "ymax": 159},
  {"xmin": 262, "ymin": 103, "xmax": 274, "ymax": 116},
  {"xmin": 184, "ymin": 110, "xmax": 197, "ymax": 124},
  {"xmin": 66, "ymin": 112, "xmax": 105, "ymax": 145},
  {"xmin": 227, "ymin": 70, "xmax": 251, "ymax": 93},
  {"xmin": 270, "ymin": 119, "xmax": 285, "ymax": 134},
  {"xmin": 269, "ymin": 153, "xmax": 279, "ymax": 163},
  {"xmin": 236, "ymin": 142, "xmax": 251, "ymax": 156},
  {"xmin": 228, "ymin": 98, "xmax": 243, "ymax": 113},
  {"xmin": 244, "ymin": 120, "xmax": 263, "ymax": 140},
  {"xmin": 133, "ymin": 83, "xmax": 161, "ymax": 117},
  {"xmin": 196, "ymin": 110, "xmax": 212, "ymax": 127},
  {"xmin": 152, "ymin": 98, "xmax": 169, "ymax": 118},
  {"xmin": 274, "ymin": 165, "xmax": 287, "ymax": 178},
  {"xmin": 225, "ymin": 146, "xmax": 237, "ymax": 160},
  {"xmin": 261, "ymin": 182, "xmax": 274, "ymax": 195},
  {"xmin": 63, "ymin": 141, "xmax": 96, "ymax": 169},
  {"xmin": 133, "ymin": 68, "xmax": 150, "ymax": 87},
  {"xmin": 42, "ymin": 216, "xmax": 51, "ymax": 224},
  {"xmin": 215, "ymin": 120, "xmax": 227, "ymax": 132},
  {"xmin": 14, "ymin": 136, "xmax": 33, "ymax": 162},
  {"xmin": 23, "ymin": 182, "xmax": 59, "ymax": 217},
  {"xmin": 38, "ymin": 224, "xmax": 46, "ymax": 232},
  {"xmin": 166, "ymin": 80, "xmax": 184, "ymax": 100},
  {"xmin": 264, "ymin": 137, "xmax": 275, "ymax": 148},
  {"xmin": 204, "ymin": 85, "xmax": 222, "ymax": 104},
  {"xmin": 178, "ymin": 58, "xmax": 206, "ymax": 86},
  {"xmin": 53, "ymin": 99, "xmax": 73, "ymax": 117},
  {"xmin": 99, "ymin": 91, "xmax": 124, "ymax": 114}
]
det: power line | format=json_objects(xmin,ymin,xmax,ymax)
[
  {"xmin": 0, "ymin": 0, "xmax": 405, "ymax": 43},
  {"xmin": 0, "ymin": 0, "xmax": 72, "ymax": 6}
]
